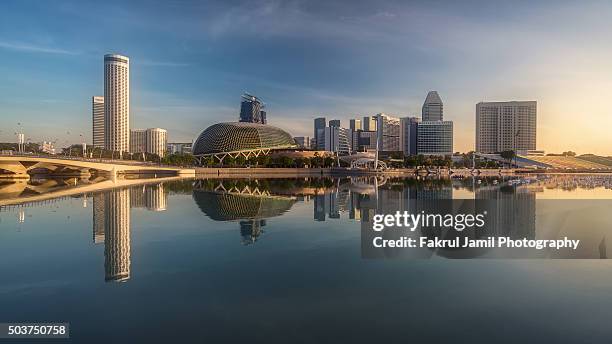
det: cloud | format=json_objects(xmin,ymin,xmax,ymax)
[{"xmin": 0, "ymin": 40, "xmax": 78, "ymax": 55}]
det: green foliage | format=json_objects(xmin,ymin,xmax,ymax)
[{"xmin": 500, "ymin": 150, "xmax": 515, "ymax": 160}]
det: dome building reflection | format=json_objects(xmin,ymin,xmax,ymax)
[{"xmin": 192, "ymin": 180, "xmax": 297, "ymax": 245}]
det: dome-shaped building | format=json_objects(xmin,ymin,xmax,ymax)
[{"xmin": 192, "ymin": 122, "xmax": 297, "ymax": 164}]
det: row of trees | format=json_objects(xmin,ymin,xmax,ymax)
[{"xmin": 198, "ymin": 154, "xmax": 339, "ymax": 168}]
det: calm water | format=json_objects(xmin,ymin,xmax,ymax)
[{"xmin": 2, "ymin": 175, "xmax": 612, "ymax": 343}]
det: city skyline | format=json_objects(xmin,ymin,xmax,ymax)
[{"xmin": 2, "ymin": 1, "xmax": 612, "ymax": 154}]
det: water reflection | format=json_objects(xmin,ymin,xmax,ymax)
[
  {"xmin": 192, "ymin": 179, "xmax": 297, "ymax": 245},
  {"xmin": 90, "ymin": 183, "xmax": 168, "ymax": 282},
  {"xmin": 2, "ymin": 175, "xmax": 612, "ymax": 285}
]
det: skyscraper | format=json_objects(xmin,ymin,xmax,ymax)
[
  {"xmin": 363, "ymin": 116, "xmax": 377, "ymax": 131},
  {"xmin": 314, "ymin": 117, "xmax": 326, "ymax": 150},
  {"xmin": 130, "ymin": 129, "xmax": 146, "ymax": 154},
  {"xmin": 400, "ymin": 117, "xmax": 420, "ymax": 156},
  {"xmin": 239, "ymin": 93, "xmax": 266, "ymax": 124},
  {"xmin": 476, "ymin": 101, "xmax": 537, "ymax": 153},
  {"xmin": 92, "ymin": 96, "xmax": 105, "ymax": 149},
  {"xmin": 375, "ymin": 113, "xmax": 401, "ymax": 152},
  {"xmin": 329, "ymin": 119, "xmax": 341, "ymax": 128},
  {"xmin": 104, "ymin": 54, "xmax": 130, "ymax": 154},
  {"xmin": 422, "ymin": 91, "xmax": 443, "ymax": 121},
  {"xmin": 324, "ymin": 127, "xmax": 351, "ymax": 155},
  {"xmin": 349, "ymin": 119, "xmax": 362, "ymax": 131},
  {"xmin": 146, "ymin": 128, "xmax": 168, "ymax": 158},
  {"xmin": 417, "ymin": 121, "xmax": 453, "ymax": 156}
]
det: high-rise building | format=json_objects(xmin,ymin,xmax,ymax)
[
  {"xmin": 130, "ymin": 129, "xmax": 146, "ymax": 153},
  {"xmin": 130, "ymin": 128, "xmax": 168, "ymax": 157},
  {"xmin": 294, "ymin": 136, "xmax": 311, "ymax": 149},
  {"xmin": 476, "ymin": 101, "xmax": 537, "ymax": 153},
  {"xmin": 239, "ymin": 93, "xmax": 266, "ymax": 124},
  {"xmin": 324, "ymin": 127, "xmax": 351, "ymax": 155},
  {"xmin": 104, "ymin": 54, "xmax": 130, "ymax": 154},
  {"xmin": 350, "ymin": 119, "xmax": 362, "ymax": 131},
  {"xmin": 400, "ymin": 117, "xmax": 420, "ymax": 156},
  {"xmin": 146, "ymin": 128, "xmax": 168, "ymax": 158},
  {"xmin": 314, "ymin": 117, "xmax": 326, "ymax": 150},
  {"xmin": 355, "ymin": 131, "xmax": 377, "ymax": 152},
  {"xmin": 375, "ymin": 113, "xmax": 401, "ymax": 152},
  {"xmin": 422, "ymin": 91, "xmax": 443, "ymax": 121},
  {"xmin": 167, "ymin": 142, "xmax": 192, "ymax": 155},
  {"xmin": 363, "ymin": 116, "xmax": 377, "ymax": 131},
  {"xmin": 329, "ymin": 119, "xmax": 341, "ymax": 128},
  {"xmin": 417, "ymin": 121, "xmax": 453, "ymax": 156},
  {"xmin": 92, "ymin": 96, "xmax": 105, "ymax": 149}
]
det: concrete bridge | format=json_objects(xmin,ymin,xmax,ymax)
[{"xmin": 0, "ymin": 155, "xmax": 195, "ymax": 179}]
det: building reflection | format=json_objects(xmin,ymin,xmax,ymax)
[
  {"xmin": 192, "ymin": 179, "xmax": 297, "ymax": 245},
  {"xmin": 91, "ymin": 183, "xmax": 169, "ymax": 283},
  {"xmin": 104, "ymin": 188, "xmax": 131, "ymax": 282}
]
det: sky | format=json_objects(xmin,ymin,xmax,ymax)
[{"xmin": 1, "ymin": 0, "xmax": 612, "ymax": 154}]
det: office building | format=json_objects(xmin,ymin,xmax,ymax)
[
  {"xmin": 355, "ymin": 131, "xmax": 377, "ymax": 152},
  {"xmin": 239, "ymin": 93, "xmax": 266, "ymax": 124},
  {"xmin": 130, "ymin": 129, "xmax": 146, "ymax": 153},
  {"xmin": 349, "ymin": 119, "xmax": 362, "ymax": 131},
  {"xmin": 329, "ymin": 119, "xmax": 341, "ymax": 128},
  {"xmin": 167, "ymin": 142, "xmax": 192, "ymax": 155},
  {"xmin": 476, "ymin": 101, "xmax": 537, "ymax": 153},
  {"xmin": 131, "ymin": 128, "xmax": 168, "ymax": 157},
  {"xmin": 363, "ymin": 116, "xmax": 377, "ymax": 131},
  {"xmin": 104, "ymin": 54, "xmax": 130, "ymax": 154},
  {"xmin": 422, "ymin": 91, "xmax": 443, "ymax": 121},
  {"xmin": 146, "ymin": 128, "xmax": 168, "ymax": 158},
  {"xmin": 324, "ymin": 127, "xmax": 351, "ymax": 155},
  {"xmin": 92, "ymin": 96, "xmax": 105, "ymax": 148},
  {"xmin": 400, "ymin": 117, "xmax": 420, "ymax": 156},
  {"xmin": 314, "ymin": 117, "xmax": 326, "ymax": 150},
  {"xmin": 376, "ymin": 113, "xmax": 401, "ymax": 152},
  {"xmin": 417, "ymin": 121, "xmax": 453, "ymax": 156},
  {"xmin": 294, "ymin": 136, "xmax": 311, "ymax": 149}
]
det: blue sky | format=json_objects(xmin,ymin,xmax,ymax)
[{"xmin": 1, "ymin": 0, "xmax": 612, "ymax": 154}]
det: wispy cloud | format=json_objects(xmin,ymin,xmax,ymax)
[{"xmin": 0, "ymin": 40, "xmax": 78, "ymax": 55}]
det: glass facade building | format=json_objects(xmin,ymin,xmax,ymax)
[{"xmin": 417, "ymin": 121, "xmax": 453, "ymax": 156}]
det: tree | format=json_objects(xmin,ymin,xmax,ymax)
[{"xmin": 562, "ymin": 151, "xmax": 576, "ymax": 157}]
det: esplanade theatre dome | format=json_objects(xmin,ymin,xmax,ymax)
[{"xmin": 192, "ymin": 122, "xmax": 297, "ymax": 156}]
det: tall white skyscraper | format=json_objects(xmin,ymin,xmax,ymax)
[
  {"xmin": 92, "ymin": 96, "xmax": 105, "ymax": 149},
  {"xmin": 104, "ymin": 54, "xmax": 130, "ymax": 154},
  {"xmin": 476, "ymin": 101, "xmax": 537, "ymax": 153},
  {"xmin": 422, "ymin": 91, "xmax": 443, "ymax": 121}
]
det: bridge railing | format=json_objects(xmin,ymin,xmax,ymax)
[{"xmin": 0, "ymin": 153, "xmax": 191, "ymax": 169}]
